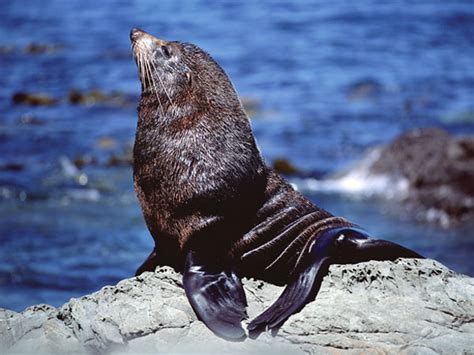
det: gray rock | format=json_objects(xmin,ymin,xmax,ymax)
[
  {"xmin": 354, "ymin": 128, "xmax": 474, "ymax": 226},
  {"xmin": 1, "ymin": 259, "xmax": 473, "ymax": 354},
  {"xmin": 370, "ymin": 128, "xmax": 474, "ymax": 225},
  {"xmin": 313, "ymin": 128, "xmax": 474, "ymax": 227}
]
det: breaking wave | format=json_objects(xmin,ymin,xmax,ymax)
[{"xmin": 293, "ymin": 148, "xmax": 410, "ymax": 200}]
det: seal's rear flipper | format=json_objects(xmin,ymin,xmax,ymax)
[
  {"xmin": 183, "ymin": 250, "xmax": 248, "ymax": 340},
  {"xmin": 247, "ymin": 229, "xmax": 337, "ymax": 336},
  {"xmin": 248, "ymin": 253, "xmax": 331, "ymax": 336},
  {"xmin": 248, "ymin": 228, "xmax": 423, "ymax": 336}
]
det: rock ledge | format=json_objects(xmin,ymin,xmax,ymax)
[{"xmin": 1, "ymin": 259, "xmax": 473, "ymax": 354}]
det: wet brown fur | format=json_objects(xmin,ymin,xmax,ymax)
[{"xmin": 132, "ymin": 31, "xmax": 353, "ymax": 285}]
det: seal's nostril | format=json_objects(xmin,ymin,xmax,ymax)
[{"xmin": 130, "ymin": 27, "xmax": 144, "ymax": 42}]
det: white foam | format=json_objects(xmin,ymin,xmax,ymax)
[
  {"xmin": 294, "ymin": 148, "xmax": 410, "ymax": 200},
  {"xmin": 63, "ymin": 188, "xmax": 100, "ymax": 202}
]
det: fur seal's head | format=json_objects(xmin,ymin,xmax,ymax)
[{"xmin": 130, "ymin": 28, "xmax": 241, "ymax": 122}]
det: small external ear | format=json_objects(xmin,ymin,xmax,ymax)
[{"xmin": 164, "ymin": 42, "xmax": 180, "ymax": 58}]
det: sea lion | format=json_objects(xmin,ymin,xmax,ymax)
[{"xmin": 130, "ymin": 28, "xmax": 422, "ymax": 340}]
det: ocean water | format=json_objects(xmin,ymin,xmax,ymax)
[{"xmin": 0, "ymin": 0, "xmax": 473, "ymax": 311}]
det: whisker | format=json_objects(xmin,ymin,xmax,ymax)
[
  {"xmin": 150, "ymin": 60, "xmax": 175, "ymax": 110},
  {"xmin": 144, "ymin": 57, "xmax": 164, "ymax": 117},
  {"xmin": 136, "ymin": 52, "xmax": 142, "ymax": 82},
  {"xmin": 146, "ymin": 60, "xmax": 159, "ymax": 95},
  {"xmin": 138, "ymin": 54, "xmax": 147, "ymax": 89},
  {"xmin": 133, "ymin": 45, "xmax": 168, "ymax": 118}
]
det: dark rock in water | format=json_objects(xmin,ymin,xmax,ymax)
[
  {"xmin": 67, "ymin": 89, "xmax": 84, "ymax": 104},
  {"xmin": 107, "ymin": 152, "xmax": 133, "ymax": 167},
  {"xmin": 68, "ymin": 89, "xmax": 132, "ymax": 107},
  {"xmin": 0, "ymin": 163, "xmax": 24, "ymax": 172},
  {"xmin": 73, "ymin": 155, "xmax": 97, "ymax": 169},
  {"xmin": 347, "ymin": 78, "xmax": 383, "ymax": 101},
  {"xmin": 368, "ymin": 128, "xmax": 474, "ymax": 225},
  {"xmin": 319, "ymin": 128, "xmax": 474, "ymax": 226},
  {"xmin": 0, "ymin": 45, "xmax": 15, "ymax": 55},
  {"xmin": 272, "ymin": 158, "xmax": 299, "ymax": 175},
  {"xmin": 24, "ymin": 43, "xmax": 63, "ymax": 54},
  {"xmin": 12, "ymin": 92, "xmax": 57, "ymax": 106},
  {"xmin": 107, "ymin": 143, "xmax": 134, "ymax": 167}
]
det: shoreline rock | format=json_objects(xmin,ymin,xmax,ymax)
[
  {"xmin": 1, "ymin": 258, "xmax": 473, "ymax": 354},
  {"xmin": 302, "ymin": 128, "xmax": 474, "ymax": 227},
  {"xmin": 368, "ymin": 128, "xmax": 474, "ymax": 225}
]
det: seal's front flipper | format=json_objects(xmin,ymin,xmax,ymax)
[
  {"xmin": 248, "ymin": 228, "xmax": 423, "ymax": 336},
  {"xmin": 183, "ymin": 250, "xmax": 248, "ymax": 340},
  {"xmin": 135, "ymin": 248, "xmax": 159, "ymax": 276}
]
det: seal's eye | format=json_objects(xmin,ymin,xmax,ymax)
[{"xmin": 161, "ymin": 45, "xmax": 171, "ymax": 58}]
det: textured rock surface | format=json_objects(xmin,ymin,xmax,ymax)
[{"xmin": 1, "ymin": 259, "xmax": 473, "ymax": 354}]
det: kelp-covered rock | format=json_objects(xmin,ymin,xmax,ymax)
[
  {"xmin": 24, "ymin": 43, "xmax": 63, "ymax": 54},
  {"xmin": 67, "ymin": 89, "xmax": 133, "ymax": 107},
  {"xmin": 12, "ymin": 92, "xmax": 57, "ymax": 106},
  {"xmin": 272, "ymin": 157, "xmax": 300, "ymax": 175},
  {"xmin": 1, "ymin": 259, "xmax": 473, "ymax": 354}
]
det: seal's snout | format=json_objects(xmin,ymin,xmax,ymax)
[
  {"xmin": 130, "ymin": 28, "xmax": 166, "ymax": 47},
  {"xmin": 130, "ymin": 27, "xmax": 145, "ymax": 42}
]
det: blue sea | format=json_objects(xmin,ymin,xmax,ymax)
[{"xmin": 0, "ymin": 0, "xmax": 473, "ymax": 311}]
